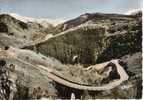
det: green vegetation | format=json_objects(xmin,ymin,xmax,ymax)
[{"xmin": 35, "ymin": 27, "xmax": 106, "ymax": 65}]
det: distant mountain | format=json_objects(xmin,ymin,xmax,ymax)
[
  {"xmin": 0, "ymin": 13, "xmax": 58, "ymax": 48},
  {"xmin": 56, "ymin": 12, "xmax": 140, "ymax": 32},
  {"xmin": 6, "ymin": 13, "xmax": 64, "ymax": 27}
]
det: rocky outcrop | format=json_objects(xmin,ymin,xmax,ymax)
[
  {"xmin": 0, "ymin": 22, "xmax": 8, "ymax": 32},
  {"xmin": 0, "ymin": 60, "xmax": 10, "ymax": 100},
  {"xmin": 0, "ymin": 60, "xmax": 17, "ymax": 100}
]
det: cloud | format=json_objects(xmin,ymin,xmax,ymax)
[{"xmin": 125, "ymin": 8, "xmax": 142, "ymax": 15}]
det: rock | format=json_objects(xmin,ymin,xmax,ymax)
[
  {"xmin": 0, "ymin": 60, "xmax": 17, "ymax": 100},
  {"xmin": 0, "ymin": 22, "xmax": 8, "ymax": 32},
  {"xmin": 70, "ymin": 93, "xmax": 76, "ymax": 100}
]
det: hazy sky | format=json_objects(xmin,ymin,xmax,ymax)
[{"xmin": 0, "ymin": 0, "xmax": 142, "ymax": 20}]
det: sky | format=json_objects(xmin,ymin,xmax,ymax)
[{"xmin": 0, "ymin": 0, "xmax": 142, "ymax": 20}]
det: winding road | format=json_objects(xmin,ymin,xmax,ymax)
[
  {"xmin": 36, "ymin": 60, "xmax": 129, "ymax": 91},
  {"xmin": 0, "ymin": 49, "xmax": 129, "ymax": 91}
]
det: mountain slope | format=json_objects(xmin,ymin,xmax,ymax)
[{"xmin": 25, "ymin": 12, "xmax": 142, "ymax": 65}]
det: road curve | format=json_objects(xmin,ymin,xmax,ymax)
[
  {"xmin": 0, "ymin": 50, "xmax": 129, "ymax": 91},
  {"xmin": 36, "ymin": 60, "xmax": 129, "ymax": 91}
]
